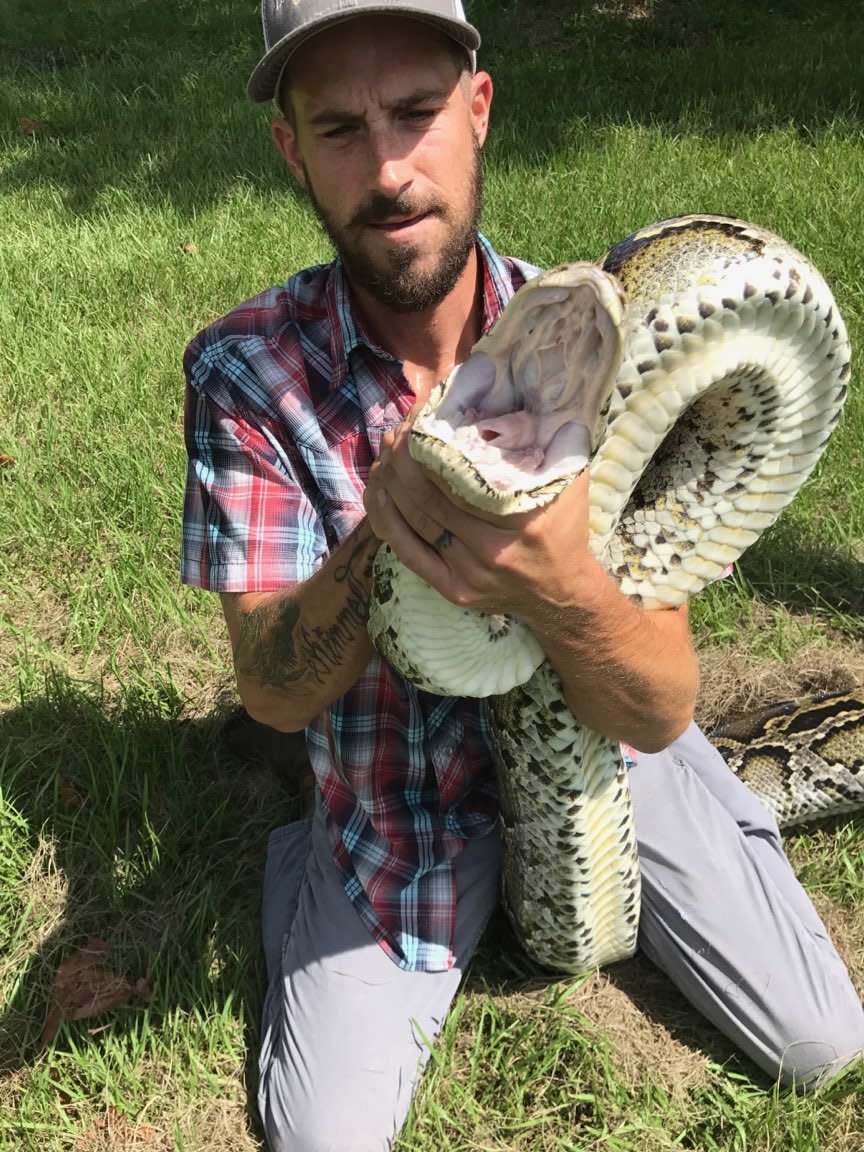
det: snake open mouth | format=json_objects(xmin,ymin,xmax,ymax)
[{"xmin": 411, "ymin": 264, "xmax": 627, "ymax": 514}]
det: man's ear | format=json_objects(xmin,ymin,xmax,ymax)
[
  {"xmin": 272, "ymin": 117, "xmax": 307, "ymax": 186},
  {"xmin": 469, "ymin": 71, "xmax": 493, "ymax": 149}
]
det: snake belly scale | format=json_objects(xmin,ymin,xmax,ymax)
[{"xmin": 367, "ymin": 214, "xmax": 854, "ymax": 974}]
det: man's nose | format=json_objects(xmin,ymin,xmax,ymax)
[{"xmin": 366, "ymin": 125, "xmax": 413, "ymax": 199}]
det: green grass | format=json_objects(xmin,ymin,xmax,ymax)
[{"xmin": 1, "ymin": 0, "xmax": 863, "ymax": 1147}]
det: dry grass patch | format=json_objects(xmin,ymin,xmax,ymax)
[
  {"xmin": 0, "ymin": 836, "xmax": 69, "ymax": 980},
  {"xmin": 72, "ymin": 1106, "xmax": 170, "ymax": 1152},
  {"xmin": 0, "ymin": 834, "xmax": 71, "ymax": 1071},
  {"xmin": 696, "ymin": 635, "xmax": 864, "ymax": 729},
  {"xmin": 0, "ymin": 578, "xmax": 234, "ymax": 716},
  {"xmin": 810, "ymin": 893, "xmax": 864, "ymax": 993},
  {"xmin": 0, "ymin": 1047, "xmax": 263, "ymax": 1152},
  {"xmin": 566, "ymin": 960, "xmax": 728, "ymax": 1095},
  {"xmin": 170, "ymin": 1091, "xmax": 262, "ymax": 1152},
  {"xmin": 0, "ymin": 582, "xmax": 71, "ymax": 678}
]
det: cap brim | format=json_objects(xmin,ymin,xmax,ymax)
[{"xmin": 247, "ymin": 9, "xmax": 480, "ymax": 103}]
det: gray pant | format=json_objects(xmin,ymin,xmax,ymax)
[{"xmin": 257, "ymin": 723, "xmax": 864, "ymax": 1152}]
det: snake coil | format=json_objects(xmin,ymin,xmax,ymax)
[{"xmin": 369, "ymin": 215, "xmax": 854, "ymax": 973}]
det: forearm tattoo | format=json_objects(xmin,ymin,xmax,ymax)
[{"xmin": 235, "ymin": 525, "xmax": 378, "ymax": 691}]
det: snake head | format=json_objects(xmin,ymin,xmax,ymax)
[{"xmin": 410, "ymin": 263, "xmax": 626, "ymax": 515}]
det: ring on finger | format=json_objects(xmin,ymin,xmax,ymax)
[{"xmin": 434, "ymin": 529, "xmax": 455, "ymax": 552}]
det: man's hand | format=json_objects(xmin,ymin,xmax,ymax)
[
  {"xmin": 364, "ymin": 420, "xmax": 699, "ymax": 752},
  {"xmin": 363, "ymin": 420, "xmax": 594, "ymax": 622}
]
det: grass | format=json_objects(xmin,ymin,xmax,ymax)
[{"xmin": 1, "ymin": 0, "xmax": 863, "ymax": 1147}]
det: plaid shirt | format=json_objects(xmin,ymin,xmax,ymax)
[{"xmin": 182, "ymin": 235, "xmax": 538, "ymax": 971}]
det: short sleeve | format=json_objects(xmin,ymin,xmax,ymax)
[{"xmin": 181, "ymin": 382, "xmax": 327, "ymax": 592}]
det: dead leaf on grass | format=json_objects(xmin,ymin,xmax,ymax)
[
  {"xmin": 180, "ymin": 241, "xmax": 199, "ymax": 254},
  {"xmin": 73, "ymin": 1106, "xmax": 166, "ymax": 1151},
  {"xmin": 0, "ymin": 454, "xmax": 16, "ymax": 467},
  {"xmin": 41, "ymin": 938, "xmax": 152, "ymax": 1046},
  {"xmin": 18, "ymin": 117, "xmax": 52, "ymax": 136},
  {"xmin": 58, "ymin": 778, "xmax": 85, "ymax": 808}
]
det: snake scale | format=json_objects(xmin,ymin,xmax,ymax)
[
  {"xmin": 711, "ymin": 690, "xmax": 864, "ymax": 828},
  {"xmin": 368, "ymin": 214, "xmax": 859, "ymax": 974}
]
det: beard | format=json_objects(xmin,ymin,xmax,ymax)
[{"xmin": 304, "ymin": 140, "xmax": 484, "ymax": 314}]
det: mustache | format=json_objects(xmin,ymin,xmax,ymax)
[{"xmin": 350, "ymin": 192, "xmax": 441, "ymax": 227}]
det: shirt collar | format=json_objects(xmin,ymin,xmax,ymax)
[
  {"xmin": 324, "ymin": 232, "xmax": 516, "ymax": 392},
  {"xmin": 476, "ymin": 231, "xmax": 519, "ymax": 335}
]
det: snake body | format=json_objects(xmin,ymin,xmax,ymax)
[
  {"xmin": 368, "ymin": 215, "xmax": 854, "ymax": 974},
  {"xmin": 711, "ymin": 691, "xmax": 864, "ymax": 828}
]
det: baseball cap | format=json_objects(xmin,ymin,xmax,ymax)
[{"xmin": 248, "ymin": 0, "xmax": 481, "ymax": 104}]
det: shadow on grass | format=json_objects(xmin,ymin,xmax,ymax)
[
  {"xmin": 0, "ymin": 668, "xmax": 757, "ymax": 1122},
  {"xmin": 689, "ymin": 524, "xmax": 864, "ymax": 657},
  {"xmin": 0, "ymin": 671, "xmax": 308, "ymax": 1139},
  {"xmin": 468, "ymin": 907, "xmax": 749, "ymax": 1074},
  {"xmin": 469, "ymin": 868, "xmax": 862, "ymax": 1101},
  {"xmin": 4, "ymin": 670, "xmax": 861, "ymax": 1146},
  {"xmin": 737, "ymin": 539, "xmax": 864, "ymax": 622},
  {"xmin": 2, "ymin": 0, "xmax": 861, "ymax": 215}
]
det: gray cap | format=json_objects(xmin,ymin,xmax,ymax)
[{"xmin": 248, "ymin": 0, "xmax": 481, "ymax": 104}]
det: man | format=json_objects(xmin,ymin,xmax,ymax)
[{"xmin": 182, "ymin": 3, "xmax": 864, "ymax": 1148}]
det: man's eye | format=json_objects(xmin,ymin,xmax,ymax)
[
  {"xmin": 404, "ymin": 109, "xmax": 436, "ymax": 123},
  {"xmin": 322, "ymin": 124, "xmax": 356, "ymax": 140}
]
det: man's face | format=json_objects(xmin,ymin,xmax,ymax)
[{"xmin": 272, "ymin": 17, "xmax": 492, "ymax": 314}]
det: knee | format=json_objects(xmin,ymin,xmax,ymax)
[
  {"xmin": 767, "ymin": 1011, "xmax": 864, "ymax": 1090},
  {"xmin": 259, "ymin": 1064, "xmax": 395, "ymax": 1152},
  {"xmin": 260, "ymin": 1097, "xmax": 373, "ymax": 1152}
]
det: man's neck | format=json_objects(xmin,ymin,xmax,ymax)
[{"xmin": 348, "ymin": 246, "xmax": 483, "ymax": 404}]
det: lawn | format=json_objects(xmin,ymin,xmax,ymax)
[{"xmin": 1, "ymin": 0, "xmax": 862, "ymax": 1148}]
